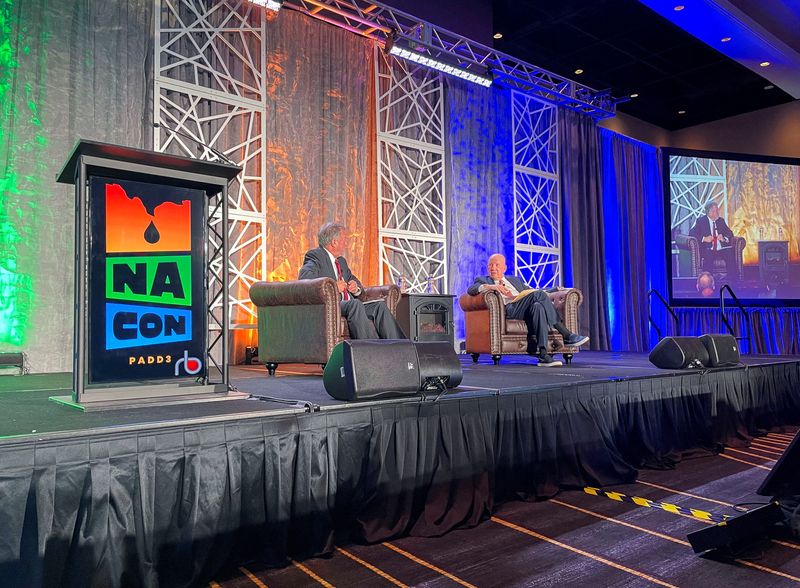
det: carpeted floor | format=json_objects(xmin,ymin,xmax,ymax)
[{"xmin": 210, "ymin": 428, "xmax": 800, "ymax": 587}]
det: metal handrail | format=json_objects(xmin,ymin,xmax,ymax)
[
  {"xmin": 647, "ymin": 289, "xmax": 680, "ymax": 340},
  {"xmin": 719, "ymin": 284, "xmax": 754, "ymax": 353}
]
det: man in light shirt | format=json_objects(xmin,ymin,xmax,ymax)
[
  {"xmin": 690, "ymin": 201, "xmax": 738, "ymax": 279},
  {"xmin": 299, "ymin": 222, "xmax": 405, "ymax": 339},
  {"xmin": 467, "ymin": 253, "xmax": 588, "ymax": 366}
]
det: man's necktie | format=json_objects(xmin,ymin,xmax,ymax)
[
  {"xmin": 712, "ymin": 221, "xmax": 719, "ymax": 251},
  {"xmin": 335, "ymin": 258, "xmax": 349, "ymax": 301}
]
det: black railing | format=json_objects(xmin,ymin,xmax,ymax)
[
  {"xmin": 647, "ymin": 289, "xmax": 680, "ymax": 340},
  {"xmin": 719, "ymin": 284, "xmax": 754, "ymax": 353}
]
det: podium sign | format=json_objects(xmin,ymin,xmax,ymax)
[
  {"xmin": 57, "ymin": 140, "xmax": 241, "ymax": 407},
  {"xmin": 89, "ymin": 177, "xmax": 206, "ymax": 383}
]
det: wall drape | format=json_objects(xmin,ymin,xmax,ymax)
[
  {"xmin": 263, "ymin": 11, "xmax": 377, "ymax": 286},
  {"xmin": 559, "ymin": 110, "xmax": 611, "ymax": 349},
  {"xmin": 445, "ymin": 77, "xmax": 514, "ymax": 341},
  {"xmin": 600, "ymin": 129, "xmax": 666, "ymax": 352},
  {"xmin": 0, "ymin": 0, "xmax": 154, "ymax": 372}
]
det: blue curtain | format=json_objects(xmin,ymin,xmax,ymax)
[
  {"xmin": 445, "ymin": 78, "xmax": 514, "ymax": 341},
  {"xmin": 600, "ymin": 129, "xmax": 666, "ymax": 351},
  {"xmin": 560, "ymin": 110, "xmax": 610, "ymax": 349}
]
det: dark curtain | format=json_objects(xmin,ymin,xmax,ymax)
[
  {"xmin": 445, "ymin": 78, "xmax": 514, "ymax": 340},
  {"xmin": 600, "ymin": 129, "xmax": 666, "ymax": 352},
  {"xmin": 0, "ymin": 0, "xmax": 153, "ymax": 372},
  {"xmin": 559, "ymin": 110, "xmax": 610, "ymax": 349}
]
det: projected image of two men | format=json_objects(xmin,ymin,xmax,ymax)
[{"xmin": 667, "ymin": 150, "xmax": 800, "ymax": 304}]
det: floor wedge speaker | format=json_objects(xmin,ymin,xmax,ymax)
[
  {"xmin": 699, "ymin": 333, "xmax": 740, "ymax": 367},
  {"xmin": 415, "ymin": 341, "xmax": 463, "ymax": 390},
  {"xmin": 648, "ymin": 336, "xmax": 709, "ymax": 369},
  {"xmin": 324, "ymin": 340, "xmax": 421, "ymax": 401}
]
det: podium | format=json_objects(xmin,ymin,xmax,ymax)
[{"xmin": 55, "ymin": 140, "xmax": 242, "ymax": 408}]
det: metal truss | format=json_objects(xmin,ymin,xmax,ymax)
[
  {"xmin": 155, "ymin": 0, "xmax": 267, "ymax": 340},
  {"xmin": 376, "ymin": 48, "xmax": 447, "ymax": 293},
  {"xmin": 669, "ymin": 156, "xmax": 727, "ymax": 232},
  {"xmin": 512, "ymin": 92, "xmax": 560, "ymax": 289},
  {"xmin": 284, "ymin": 0, "xmax": 615, "ymax": 119}
]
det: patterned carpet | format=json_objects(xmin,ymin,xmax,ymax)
[{"xmin": 210, "ymin": 429, "xmax": 800, "ymax": 587}]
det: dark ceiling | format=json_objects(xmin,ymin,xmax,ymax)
[{"xmin": 491, "ymin": 0, "xmax": 795, "ymax": 130}]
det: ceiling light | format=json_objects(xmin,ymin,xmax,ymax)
[
  {"xmin": 574, "ymin": 68, "xmax": 584, "ymax": 75},
  {"xmin": 251, "ymin": 0, "xmax": 283, "ymax": 11},
  {"xmin": 630, "ymin": 93, "xmax": 639, "ymax": 98},
  {"xmin": 760, "ymin": 61, "xmax": 771, "ymax": 67},
  {"xmin": 387, "ymin": 35, "xmax": 493, "ymax": 87},
  {"xmin": 764, "ymin": 85, "xmax": 775, "ymax": 90},
  {"xmin": 674, "ymin": 5, "xmax": 685, "ymax": 11},
  {"xmin": 493, "ymin": 32, "xmax": 503, "ymax": 40},
  {"xmin": 678, "ymin": 110, "xmax": 686, "ymax": 114},
  {"xmin": 720, "ymin": 37, "xmax": 732, "ymax": 42}
]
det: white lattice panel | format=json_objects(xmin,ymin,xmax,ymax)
[
  {"xmin": 513, "ymin": 93, "xmax": 558, "ymax": 175},
  {"xmin": 669, "ymin": 156, "xmax": 727, "ymax": 231},
  {"xmin": 514, "ymin": 172, "xmax": 559, "ymax": 249},
  {"xmin": 377, "ymin": 50, "xmax": 444, "ymax": 147},
  {"xmin": 378, "ymin": 142, "xmax": 445, "ymax": 234},
  {"xmin": 511, "ymin": 91, "xmax": 560, "ymax": 288},
  {"xmin": 380, "ymin": 236, "xmax": 446, "ymax": 294},
  {"xmin": 376, "ymin": 49, "xmax": 447, "ymax": 293},
  {"xmin": 158, "ymin": 0, "xmax": 264, "ymax": 101},
  {"xmin": 155, "ymin": 0, "xmax": 267, "ymax": 329},
  {"xmin": 515, "ymin": 250, "xmax": 559, "ymax": 290}
]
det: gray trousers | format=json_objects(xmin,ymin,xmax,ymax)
[{"xmin": 340, "ymin": 299, "xmax": 406, "ymax": 339}]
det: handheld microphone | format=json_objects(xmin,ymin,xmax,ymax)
[{"xmin": 154, "ymin": 121, "xmax": 238, "ymax": 167}]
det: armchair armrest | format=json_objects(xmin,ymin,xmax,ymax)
[
  {"xmin": 674, "ymin": 233, "xmax": 699, "ymax": 252},
  {"xmin": 249, "ymin": 277, "xmax": 338, "ymax": 307},
  {"xmin": 359, "ymin": 284, "xmax": 401, "ymax": 315}
]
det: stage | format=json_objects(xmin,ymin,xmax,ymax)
[{"xmin": 1, "ymin": 352, "xmax": 800, "ymax": 586}]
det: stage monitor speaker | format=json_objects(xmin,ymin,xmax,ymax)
[
  {"xmin": 323, "ymin": 340, "xmax": 464, "ymax": 401},
  {"xmin": 699, "ymin": 333, "xmax": 740, "ymax": 367},
  {"xmin": 648, "ymin": 336, "xmax": 709, "ymax": 369},
  {"xmin": 416, "ymin": 341, "xmax": 463, "ymax": 390},
  {"xmin": 686, "ymin": 501, "xmax": 784, "ymax": 553},
  {"xmin": 757, "ymin": 429, "xmax": 800, "ymax": 497}
]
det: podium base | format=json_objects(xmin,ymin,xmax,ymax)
[{"xmin": 50, "ymin": 385, "xmax": 249, "ymax": 412}]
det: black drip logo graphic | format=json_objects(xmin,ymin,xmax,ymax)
[{"xmin": 144, "ymin": 220, "xmax": 161, "ymax": 244}]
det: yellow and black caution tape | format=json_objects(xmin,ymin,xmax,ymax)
[{"xmin": 583, "ymin": 487, "xmax": 732, "ymax": 523}]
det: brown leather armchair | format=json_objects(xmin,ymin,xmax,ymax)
[
  {"xmin": 249, "ymin": 278, "xmax": 401, "ymax": 375},
  {"xmin": 674, "ymin": 234, "xmax": 746, "ymax": 280},
  {"xmin": 459, "ymin": 288, "xmax": 584, "ymax": 365}
]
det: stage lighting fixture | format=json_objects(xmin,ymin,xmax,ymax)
[
  {"xmin": 386, "ymin": 33, "xmax": 492, "ymax": 88},
  {"xmin": 251, "ymin": 0, "xmax": 283, "ymax": 12}
]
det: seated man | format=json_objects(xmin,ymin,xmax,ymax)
[
  {"xmin": 690, "ymin": 201, "xmax": 737, "ymax": 278},
  {"xmin": 468, "ymin": 253, "xmax": 588, "ymax": 366},
  {"xmin": 299, "ymin": 222, "xmax": 405, "ymax": 340}
]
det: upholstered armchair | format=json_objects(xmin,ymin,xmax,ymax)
[
  {"xmin": 459, "ymin": 288, "xmax": 584, "ymax": 365},
  {"xmin": 674, "ymin": 234, "xmax": 746, "ymax": 280},
  {"xmin": 249, "ymin": 278, "xmax": 401, "ymax": 375}
]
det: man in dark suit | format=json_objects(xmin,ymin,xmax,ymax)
[
  {"xmin": 468, "ymin": 253, "xmax": 588, "ymax": 366},
  {"xmin": 690, "ymin": 201, "xmax": 738, "ymax": 279},
  {"xmin": 299, "ymin": 222, "xmax": 405, "ymax": 340}
]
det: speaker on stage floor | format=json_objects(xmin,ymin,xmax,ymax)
[
  {"xmin": 648, "ymin": 336, "xmax": 709, "ymax": 369},
  {"xmin": 688, "ymin": 429, "xmax": 800, "ymax": 553},
  {"xmin": 323, "ymin": 340, "xmax": 463, "ymax": 401},
  {"xmin": 699, "ymin": 333, "xmax": 740, "ymax": 367}
]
